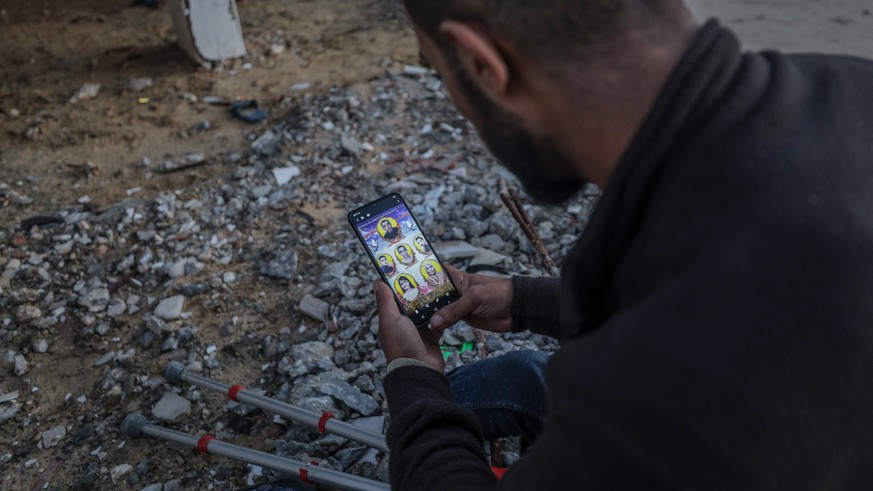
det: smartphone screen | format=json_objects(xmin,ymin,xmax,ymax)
[{"xmin": 349, "ymin": 193, "xmax": 461, "ymax": 327}]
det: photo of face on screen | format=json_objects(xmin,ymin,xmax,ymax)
[{"xmin": 352, "ymin": 197, "xmax": 458, "ymax": 325}]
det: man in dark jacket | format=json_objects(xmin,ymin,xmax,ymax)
[{"xmin": 373, "ymin": 0, "xmax": 873, "ymax": 489}]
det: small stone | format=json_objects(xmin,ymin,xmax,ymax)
[
  {"xmin": 434, "ymin": 240, "xmax": 481, "ymax": 260},
  {"xmin": 138, "ymin": 331, "xmax": 155, "ymax": 347},
  {"xmin": 69, "ymin": 83, "xmax": 101, "ymax": 103},
  {"xmin": 291, "ymin": 341, "xmax": 334, "ymax": 368},
  {"xmin": 143, "ymin": 315, "xmax": 167, "ymax": 336},
  {"xmin": 154, "ymin": 295, "xmax": 185, "ymax": 321},
  {"xmin": 256, "ymin": 248, "xmax": 298, "ymax": 280},
  {"xmin": 116, "ymin": 348, "xmax": 136, "ymax": 362},
  {"xmin": 222, "ymin": 272, "xmax": 236, "ymax": 283},
  {"xmin": 341, "ymin": 134, "xmax": 362, "ymax": 157},
  {"xmin": 319, "ymin": 260, "xmax": 350, "ymax": 286},
  {"xmin": 351, "ymin": 416, "xmax": 385, "ymax": 434},
  {"xmin": 167, "ymin": 260, "xmax": 186, "ymax": 279},
  {"xmin": 479, "ymin": 234, "xmax": 506, "ymax": 251},
  {"xmin": 272, "ymin": 166, "xmax": 300, "ymax": 186},
  {"xmin": 32, "ymin": 339, "xmax": 49, "ymax": 353},
  {"xmin": 95, "ymin": 322, "xmax": 111, "ymax": 336},
  {"xmin": 152, "ymin": 392, "xmax": 191, "ymax": 422},
  {"xmin": 79, "ymin": 287, "xmax": 110, "ymax": 313},
  {"xmin": 94, "ymin": 351, "xmax": 115, "ymax": 367},
  {"xmin": 106, "ymin": 298, "xmax": 127, "ymax": 317},
  {"xmin": 315, "ymin": 372, "xmax": 379, "ymax": 415},
  {"xmin": 0, "ymin": 402, "xmax": 21, "ymax": 423},
  {"xmin": 470, "ymin": 249, "xmax": 506, "ymax": 267},
  {"xmin": 140, "ymin": 484, "xmax": 162, "ymax": 491},
  {"xmin": 110, "ymin": 463, "xmax": 133, "ymax": 482},
  {"xmin": 0, "ymin": 391, "xmax": 18, "ymax": 403},
  {"xmin": 41, "ymin": 426, "xmax": 67, "ymax": 448},
  {"xmin": 489, "ymin": 215, "xmax": 517, "ymax": 239},
  {"xmin": 251, "ymin": 185, "xmax": 272, "ymax": 198},
  {"xmin": 252, "ymin": 130, "xmax": 281, "ymax": 156},
  {"xmin": 14, "ymin": 354, "xmax": 28, "ymax": 376},
  {"xmin": 403, "ymin": 65, "xmax": 429, "ymax": 76},
  {"xmin": 299, "ymin": 294, "xmax": 330, "ymax": 321},
  {"xmin": 125, "ymin": 77, "xmax": 153, "ymax": 92},
  {"xmin": 16, "ymin": 304, "xmax": 42, "ymax": 322},
  {"xmin": 335, "ymin": 446, "xmax": 368, "ymax": 469}
]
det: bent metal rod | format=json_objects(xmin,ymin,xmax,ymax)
[
  {"xmin": 163, "ymin": 361, "xmax": 389, "ymax": 452},
  {"xmin": 120, "ymin": 413, "xmax": 390, "ymax": 491}
]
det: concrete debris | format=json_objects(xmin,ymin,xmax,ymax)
[
  {"xmin": 41, "ymin": 425, "xmax": 67, "ymax": 448},
  {"xmin": 69, "ymin": 83, "xmax": 101, "ymax": 103},
  {"xmin": 151, "ymin": 392, "xmax": 191, "ymax": 422}
]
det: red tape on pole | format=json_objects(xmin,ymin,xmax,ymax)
[
  {"xmin": 491, "ymin": 467, "xmax": 507, "ymax": 480},
  {"xmin": 318, "ymin": 412, "xmax": 335, "ymax": 433},
  {"xmin": 197, "ymin": 435, "xmax": 215, "ymax": 454},
  {"xmin": 228, "ymin": 385, "xmax": 245, "ymax": 402},
  {"xmin": 299, "ymin": 461, "xmax": 319, "ymax": 484}
]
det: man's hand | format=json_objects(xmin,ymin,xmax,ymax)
[
  {"xmin": 374, "ymin": 281, "xmax": 445, "ymax": 372},
  {"xmin": 429, "ymin": 265, "xmax": 513, "ymax": 333}
]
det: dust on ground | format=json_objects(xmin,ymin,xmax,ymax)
[{"xmin": 0, "ymin": 0, "xmax": 418, "ymax": 226}]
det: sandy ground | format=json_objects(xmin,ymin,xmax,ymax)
[
  {"xmin": 0, "ymin": 0, "xmax": 418, "ymax": 226},
  {"xmin": 1, "ymin": 0, "xmax": 872, "ymax": 489},
  {"xmin": 689, "ymin": 0, "xmax": 872, "ymax": 57}
]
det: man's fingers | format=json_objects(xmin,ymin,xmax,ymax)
[
  {"xmin": 444, "ymin": 265, "xmax": 467, "ymax": 292},
  {"xmin": 374, "ymin": 281, "xmax": 403, "ymax": 323},
  {"xmin": 429, "ymin": 291, "xmax": 478, "ymax": 330}
]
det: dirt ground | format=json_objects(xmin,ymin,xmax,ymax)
[
  {"xmin": 0, "ymin": 0, "xmax": 418, "ymax": 226},
  {"xmin": 1, "ymin": 0, "xmax": 872, "ymax": 490}
]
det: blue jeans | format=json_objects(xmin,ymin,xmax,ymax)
[{"xmin": 447, "ymin": 350, "xmax": 550, "ymax": 445}]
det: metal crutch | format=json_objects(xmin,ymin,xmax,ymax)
[
  {"xmin": 120, "ymin": 413, "xmax": 390, "ymax": 491},
  {"xmin": 163, "ymin": 361, "xmax": 389, "ymax": 452}
]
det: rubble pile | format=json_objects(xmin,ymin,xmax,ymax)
[{"xmin": 0, "ymin": 66, "xmax": 599, "ymax": 489}]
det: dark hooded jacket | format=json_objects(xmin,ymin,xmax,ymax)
[{"xmin": 384, "ymin": 21, "xmax": 873, "ymax": 490}]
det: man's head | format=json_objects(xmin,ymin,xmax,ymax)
[
  {"xmin": 380, "ymin": 256, "xmax": 390, "ymax": 266},
  {"xmin": 403, "ymin": 0, "xmax": 695, "ymax": 203},
  {"xmin": 416, "ymin": 237, "xmax": 426, "ymax": 245},
  {"xmin": 380, "ymin": 219, "xmax": 391, "ymax": 230}
]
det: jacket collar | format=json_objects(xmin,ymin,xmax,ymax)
[{"xmin": 559, "ymin": 20, "xmax": 745, "ymax": 337}]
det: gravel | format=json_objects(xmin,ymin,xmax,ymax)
[{"xmin": 0, "ymin": 62, "xmax": 595, "ymax": 489}]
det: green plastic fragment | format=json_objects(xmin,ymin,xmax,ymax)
[{"xmin": 440, "ymin": 346, "xmax": 452, "ymax": 361}]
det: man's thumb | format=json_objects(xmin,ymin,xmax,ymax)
[
  {"xmin": 429, "ymin": 294, "xmax": 474, "ymax": 330},
  {"xmin": 373, "ymin": 281, "xmax": 399, "ymax": 315}
]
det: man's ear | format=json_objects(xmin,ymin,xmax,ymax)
[{"xmin": 438, "ymin": 20, "xmax": 510, "ymax": 98}]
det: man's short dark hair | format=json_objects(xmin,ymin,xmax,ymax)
[{"xmin": 404, "ymin": 0, "xmax": 689, "ymax": 65}]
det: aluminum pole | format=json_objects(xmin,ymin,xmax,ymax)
[
  {"xmin": 164, "ymin": 362, "xmax": 389, "ymax": 452},
  {"xmin": 121, "ymin": 414, "xmax": 390, "ymax": 491}
]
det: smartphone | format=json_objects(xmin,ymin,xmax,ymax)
[{"xmin": 348, "ymin": 193, "xmax": 462, "ymax": 327}]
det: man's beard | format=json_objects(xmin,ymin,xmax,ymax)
[{"xmin": 454, "ymin": 67, "xmax": 586, "ymax": 205}]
